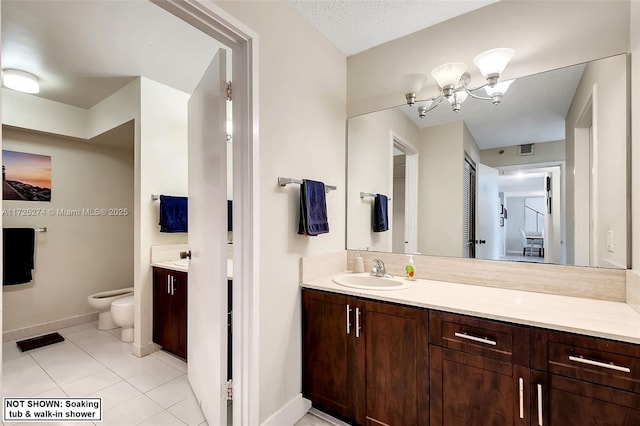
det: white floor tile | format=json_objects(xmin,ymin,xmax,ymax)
[
  {"xmin": 168, "ymin": 396, "xmax": 205, "ymax": 426},
  {"xmin": 2, "ymin": 340, "xmax": 27, "ymax": 362},
  {"xmin": 61, "ymin": 368, "xmax": 122, "ymax": 397},
  {"xmin": 2, "ymin": 356, "xmax": 58, "ymax": 398},
  {"xmin": 100, "ymin": 394, "xmax": 163, "ymax": 426},
  {"xmin": 151, "ymin": 350, "xmax": 188, "ymax": 373},
  {"xmin": 29, "ymin": 341, "xmax": 106, "ymax": 386},
  {"xmin": 138, "ymin": 410, "xmax": 186, "ymax": 426},
  {"xmin": 3, "ymin": 321, "xmax": 207, "ymax": 426},
  {"xmin": 126, "ymin": 360, "xmax": 183, "ymax": 393},
  {"xmin": 145, "ymin": 375, "xmax": 191, "ymax": 409},
  {"xmin": 93, "ymin": 381, "xmax": 142, "ymax": 412}
]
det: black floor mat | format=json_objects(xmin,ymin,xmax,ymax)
[{"xmin": 16, "ymin": 332, "xmax": 65, "ymax": 351}]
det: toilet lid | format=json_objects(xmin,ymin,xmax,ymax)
[{"xmin": 111, "ymin": 295, "xmax": 134, "ymax": 306}]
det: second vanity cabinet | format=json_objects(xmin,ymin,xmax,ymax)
[
  {"xmin": 303, "ymin": 286, "xmax": 640, "ymax": 425},
  {"xmin": 153, "ymin": 267, "xmax": 187, "ymax": 359},
  {"xmin": 529, "ymin": 328, "xmax": 640, "ymax": 425},
  {"xmin": 302, "ymin": 289, "xmax": 429, "ymax": 425},
  {"xmin": 429, "ymin": 311, "xmax": 531, "ymax": 426}
]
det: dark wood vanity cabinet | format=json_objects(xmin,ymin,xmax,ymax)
[
  {"xmin": 303, "ymin": 289, "xmax": 640, "ymax": 426},
  {"xmin": 529, "ymin": 329, "xmax": 640, "ymax": 425},
  {"xmin": 153, "ymin": 267, "xmax": 187, "ymax": 359},
  {"xmin": 429, "ymin": 311, "xmax": 531, "ymax": 426},
  {"xmin": 302, "ymin": 289, "xmax": 429, "ymax": 426}
]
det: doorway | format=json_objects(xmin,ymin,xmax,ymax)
[
  {"xmin": 391, "ymin": 134, "xmax": 418, "ymax": 254},
  {"xmin": 463, "ymin": 157, "xmax": 476, "ymax": 258}
]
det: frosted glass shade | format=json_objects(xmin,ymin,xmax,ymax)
[
  {"xmin": 2, "ymin": 69, "xmax": 39, "ymax": 94},
  {"xmin": 431, "ymin": 63, "xmax": 467, "ymax": 89},
  {"xmin": 447, "ymin": 91, "xmax": 468, "ymax": 105},
  {"xmin": 484, "ymin": 79, "xmax": 515, "ymax": 96},
  {"xmin": 473, "ymin": 48, "xmax": 515, "ymax": 77}
]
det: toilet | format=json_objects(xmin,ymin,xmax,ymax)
[
  {"xmin": 87, "ymin": 287, "xmax": 134, "ymax": 330},
  {"xmin": 110, "ymin": 295, "xmax": 135, "ymax": 342}
]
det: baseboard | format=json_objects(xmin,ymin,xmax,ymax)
[
  {"xmin": 3, "ymin": 312, "xmax": 99, "ymax": 342},
  {"xmin": 260, "ymin": 394, "xmax": 311, "ymax": 426},
  {"xmin": 132, "ymin": 341, "xmax": 161, "ymax": 358}
]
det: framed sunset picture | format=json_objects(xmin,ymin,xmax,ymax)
[{"xmin": 2, "ymin": 150, "xmax": 52, "ymax": 202}]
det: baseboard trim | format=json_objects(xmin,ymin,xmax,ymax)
[
  {"xmin": 132, "ymin": 341, "xmax": 161, "ymax": 358},
  {"xmin": 3, "ymin": 312, "xmax": 99, "ymax": 342},
  {"xmin": 260, "ymin": 394, "xmax": 311, "ymax": 426}
]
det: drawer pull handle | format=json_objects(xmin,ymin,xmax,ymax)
[
  {"xmin": 454, "ymin": 332, "xmax": 497, "ymax": 346},
  {"xmin": 346, "ymin": 304, "xmax": 352, "ymax": 335},
  {"xmin": 355, "ymin": 308, "xmax": 361, "ymax": 338},
  {"xmin": 518, "ymin": 377, "xmax": 524, "ymax": 419},
  {"xmin": 568, "ymin": 355, "xmax": 631, "ymax": 373},
  {"xmin": 537, "ymin": 384, "xmax": 543, "ymax": 426}
]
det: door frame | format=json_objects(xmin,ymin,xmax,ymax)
[
  {"xmin": 390, "ymin": 131, "xmax": 418, "ymax": 254},
  {"xmin": 151, "ymin": 1, "xmax": 259, "ymax": 424}
]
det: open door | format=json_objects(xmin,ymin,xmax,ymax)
[
  {"xmin": 476, "ymin": 163, "xmax": 500, "ymax": 260},
  {"xmin": 187, "ymin": 48, "xmax": 229, "ymax": 425}
]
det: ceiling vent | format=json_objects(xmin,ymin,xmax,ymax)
[{"xmin": 519, "ymin": 143, "xmax": 535, "ymax": 156}]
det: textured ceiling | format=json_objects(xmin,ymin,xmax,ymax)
[{"xmin": 287, "ymin": 0, "xmax": 498, "ymax": 56}]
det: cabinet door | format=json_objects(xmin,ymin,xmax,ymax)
[
  {"xmin": 153, "ymin": 268, "xmax": 174, "ymax": 351},
  {"xmin": 360, "ymin": 300, "xmax": 429, "ymax": 426},
  {"xmin": 430, "ymin": 345, "xmax": 529, "ymax": 426},
  {"xmin": 532, "ymin": 372, "xmax": 640, "ymax": 426},
  {"xmin": 173, "ymin": 272, "xmax": 188, "ymax": 359},
  {"xmin": 302, "ymin": 290, "xmax": 356, "ymax": 421}
]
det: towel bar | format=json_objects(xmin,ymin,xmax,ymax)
[
  {"xmin": 360, "ymin": 192, "xmax": 391, "ymax": 200},
  {"xmin": 151, "ymin": 194, "xmax": 159, "ymax": 201},
  {"xmin": 35, "ymin": 227, "xmax": 47, "ymax": 233},
  {"xmin": 278, "ymin": 177, "xmax": 337, "ymax": 192}
]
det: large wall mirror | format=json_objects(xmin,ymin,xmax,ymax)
[{"xmin": 347, "ymin": 53, "xmax": 628, "ymax": 269}]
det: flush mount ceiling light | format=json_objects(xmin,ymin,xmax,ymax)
[
  {"xmin": 405, "ymin": 47, "xmax": 515, "ymax": 118},
  {"xmin": 2, "ymin": 69, "xmax": 40, "ymax": 94}
]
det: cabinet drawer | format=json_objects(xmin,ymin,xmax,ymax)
[
  {"xmin": 430, "ymin": 311, "xmax": 529, "ymax": 365},
  {"xmin": 544, "ymin": 331, "xmax": 640, "ymax": 393}
]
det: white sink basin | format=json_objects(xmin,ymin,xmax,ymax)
[
  {"xmin": 173, "ymin": 259, "xmax": 189, "ymax": 267},
  {"xmin": 332, "ymin": 273, "xmax": 409, "ymax": 291}
]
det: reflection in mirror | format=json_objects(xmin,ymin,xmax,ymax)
[{"xmin": 347, "ymin": 54, "xmax": 628, "ymax": 269}]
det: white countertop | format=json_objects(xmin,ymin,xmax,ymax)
[
  {"xmin": 152, "ymin": 259, "xmax": 234, "ymax": 280},
  {"xmin": 302, "ymin": 272, "xmax": 640, "ymax": 345}
]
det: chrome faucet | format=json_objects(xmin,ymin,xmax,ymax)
[{"xmin": 370, "ymin": 259, "xmax": 388, "ymax": 277}]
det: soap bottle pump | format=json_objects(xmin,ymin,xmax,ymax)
[
  {"xmin": 354, "ymin": 250, "xmax": 365, "ymax": 273},
  {"xmin": 405, "ymin": 255, "xmax": 417, "ymax": 281}
]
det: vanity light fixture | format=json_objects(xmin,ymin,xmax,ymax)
[
  {"xmin": 405, "ymin": 47, "xmax": 515, "ymax": 117},
  {"xmin": 2, "ymin": 69, "xmax": 40, "ymax": 94}
]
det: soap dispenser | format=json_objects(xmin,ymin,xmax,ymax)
[
  {"xmin": 354, "ymin": 250, "xmax": 364, "ymax": 273},
  {"xmin": 405, "ymin": 255, "xmax": 417, "ymax": 281}
]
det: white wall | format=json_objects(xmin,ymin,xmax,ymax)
[
  {"xmin": 2, "ymin": 127, "xmax": 134, "ymax": 332},
  {"xmin": 632, "ymin": 1, "xmax": 640, "ymax": 272},
  {"xmin": 135, "ymin": 77, "xmax": 189, "ymax": 353},
  {"xmin": 347, "ymin": 108, "xmax": 418, "ymax": 252},
  {"xmin": 565, "ymin": 54, "xmax": 628, "ymax": 268},
  {"xmin": 215, "ymin": 2, "xmax": 346, "ymax": 423},
  {"xmin": 481, "ymin": 140, "xmax": 565, "ymax": 168},
  {"xmin": 418, "ymin": 121, "xmax": 465, "ymax": 257},
  {"xmin": 2, "ymin": 84, "xmax": 135, "ymax": 331},
  {"xmin": 346, "ymin": 1, "xmax": 630, "ymax": 116}
]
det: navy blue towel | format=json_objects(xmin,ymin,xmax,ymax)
[
  {"xmin": 373, "ymin": 194, "xmax": 389, "ymax": 232},
  {"xmin": 3, "ymin": 228, "xmax": 35, "ymax": 285},
  {"xmin": 159, "ymin": 195, "xmax": 188, "ymax": 233},
  {"xmin": 298, "ymin": 179, "xmax": 329, "ymax": 236}
]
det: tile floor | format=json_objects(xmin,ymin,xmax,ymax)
[{"xmin": 1, "ymin": 321, "xmax": 335, "ymax": 426}]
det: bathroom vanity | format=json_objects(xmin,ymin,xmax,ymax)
[
  {"xmin": 153, "ymin": 267, "xmax": 188, "ymax": 359},
  {"xmin": 302, "ymin": 269, "xmax": 640, "ymax": 425}
]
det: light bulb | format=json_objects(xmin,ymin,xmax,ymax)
[{"xmin": 2, "ymin": 69, "xmax": 40, "ymax": 94}]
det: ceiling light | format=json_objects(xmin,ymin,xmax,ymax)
[
  {"xmin": 404, "ymin": 48, "xmax": 515, "ymax": 117},
  {"xmin": 484, "ymin": 79, "xmax": 515, "ymax": 105},
  {"xmin": 2, "ymin": 69, "xmax": 40, "ymax": 94},
  {"xmin": 473, "ymin": 48, "xmax": 515, "ymax": 87}
]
